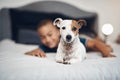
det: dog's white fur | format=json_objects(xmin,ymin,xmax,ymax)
[{"xmin": 53, "ymin": 18, "xmax": 86, "ymax": 64}]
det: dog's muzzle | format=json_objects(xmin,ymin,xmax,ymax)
[{"xmin": 66, "ymin": 35, "xmax": 72, "ymax": 42}]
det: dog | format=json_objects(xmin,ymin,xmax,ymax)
[{"xmin": 53, "ymin": 18, "xmax": 87, "ymax": 64}]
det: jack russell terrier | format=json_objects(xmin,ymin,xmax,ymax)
[{"xmin": 53, "ymin": 18, "xmax": 87, "ymax": 64}]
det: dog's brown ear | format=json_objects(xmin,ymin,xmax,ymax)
[
  {"xmin": 53, "ymin": 18, "xmax": 63, "ymax": 28},
  {"xmin": 77, "ymin": 20, "xmax": 87, "ymax": 27}
]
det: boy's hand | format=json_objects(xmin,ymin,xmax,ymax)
[
  {"xmin": 102, "ymin": 45, "xmax": 116, "ymax": 57},
  {"xmin": 25, "ymin": 48, "xmax": 46, "ymax": 58},
  {"xmin": 105, "ymin": 54, "xmax": 116, "ymax": 57}
]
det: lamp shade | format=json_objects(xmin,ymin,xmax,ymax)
[{"xmin": 102, "ymin": 23, "xmax": 113, "ymax": 35}]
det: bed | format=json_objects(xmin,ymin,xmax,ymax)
[
  {"xmin": 0, "ymin": 1, "xmax": 120, "ymax": 80},
  {"xmin": 0, "ymin": 39, "xmax": 120, "ymax": 80}
]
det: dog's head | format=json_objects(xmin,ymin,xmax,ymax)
[{"xmin": 53, "ymin": 18, "xmax": 86, "ymax": 43}]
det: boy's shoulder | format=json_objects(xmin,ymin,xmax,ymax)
[{"xmin": 39, "ymin": 44, "xmax": 57, "ymax": 53}]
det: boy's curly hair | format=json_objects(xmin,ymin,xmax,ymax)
[
  {"xmin": 37, "ymin": 19, "xmax": 53, "ymax": 29},
  {"xmin": 37, "ymin": 19, "xmax": 59, "ymax": 30}
]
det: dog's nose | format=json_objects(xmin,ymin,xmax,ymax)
[{"xmin": 66, "ymin": 35, "xmax": 72, "ymax": 40}]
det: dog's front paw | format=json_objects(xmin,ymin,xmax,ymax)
[
  {"xmin": 56, "ymin": 60, "xmax": 71, "ymax": 64},
  {"xmin": 63, "ymin": 61, "xmax": 71, "ymax": 64},
  {"xmin": 56, "ymin": 59, "xmax": 64, "ymax": 64},
  {"xmin": 67, "ymin": 59, "xmax": 79, "ymax": 64}
]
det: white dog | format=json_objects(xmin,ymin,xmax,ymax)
[{"xmin": 53, "ymin": 18, "xmax": 87, "ymax": 64}]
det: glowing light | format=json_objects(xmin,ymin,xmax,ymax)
[{"xmin": 102, "ymin": 23, "xmax": 113, "ymax": 35}]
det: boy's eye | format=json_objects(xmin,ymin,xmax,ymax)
[
  {"xmin": 72, "ymin": 27, "xmax": 77, "ymax": 31},
  {"xmin": 62, "ymin": 27, "xmax": 66, "ymax": 30},
  {"xmin": 49, "ymin": 33, "xmax": 52, "ymax": 36},
  {"xmin": 48, "ymin": 33, "xmax": 53, "ymax": 36}
]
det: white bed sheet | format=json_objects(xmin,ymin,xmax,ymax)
[{"xmin": 0, "ymin": 39, "xmax": 120, "ymax": 80}]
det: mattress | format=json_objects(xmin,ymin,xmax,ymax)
[{"xmin": 0, "ymin": 39, "xmax": 120, "ymax": 80}]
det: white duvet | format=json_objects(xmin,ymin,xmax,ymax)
[{"xmin": 0, "ymin": 39, "xmax": 120, "ymax": 80}]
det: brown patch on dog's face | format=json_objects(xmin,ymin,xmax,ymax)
[{"xmin": 71, "ymin": 20, "xmax": 80, "ymax": 36}]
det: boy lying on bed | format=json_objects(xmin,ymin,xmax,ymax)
[{"xmin": 25, "ymin": 19, "xmax": 115, "ymax": 58}]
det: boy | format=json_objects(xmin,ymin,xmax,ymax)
[{"xmin": 25, "ymin": 19, "xmax": 115, "ymax": 58}]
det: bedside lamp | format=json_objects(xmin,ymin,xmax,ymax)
[{"xmin": 102, "ymin": 23, "xmax": 113, "ymax": 43}]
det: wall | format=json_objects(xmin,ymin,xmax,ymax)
[{"xmin": 0, "ymin": 0, "xmax": 120, "ymax": 42}]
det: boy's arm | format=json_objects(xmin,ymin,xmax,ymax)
[
  {"xmin": 25, "ymin": 48, "xmax": 46, "ymax": 58},
  {"xmin": 86, "ymin": 39, "xmax": 116, "ymax": 57}
]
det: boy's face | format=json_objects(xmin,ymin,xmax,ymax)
[{"xmin": 38, "ymin": 23, "xmax": 60, "ymax": 48}]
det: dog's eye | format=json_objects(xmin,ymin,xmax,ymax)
[
  {"xmin": 62, "ymin": 27, "xmax": 66, "ymax": 30},
  {"xmin": 72, "ymin": 27, "xmax": 77, "ymax": 31}
]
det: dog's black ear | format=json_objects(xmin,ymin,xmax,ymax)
[
  {"xmin": 77, "ymin": 20, "xmax": 87, "ymax": 27},
  {"xmin": 53, "ymin": 18, "xmax": 63, "ymax": 28}
]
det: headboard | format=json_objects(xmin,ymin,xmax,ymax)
[{"xmin": 2, "ymin": 1, "xmax": 98, "ymax": 44}]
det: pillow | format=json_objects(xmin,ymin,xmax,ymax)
[{"xmin": 18, "ymin": 29, "xmax": 41, "ymax": 44}]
